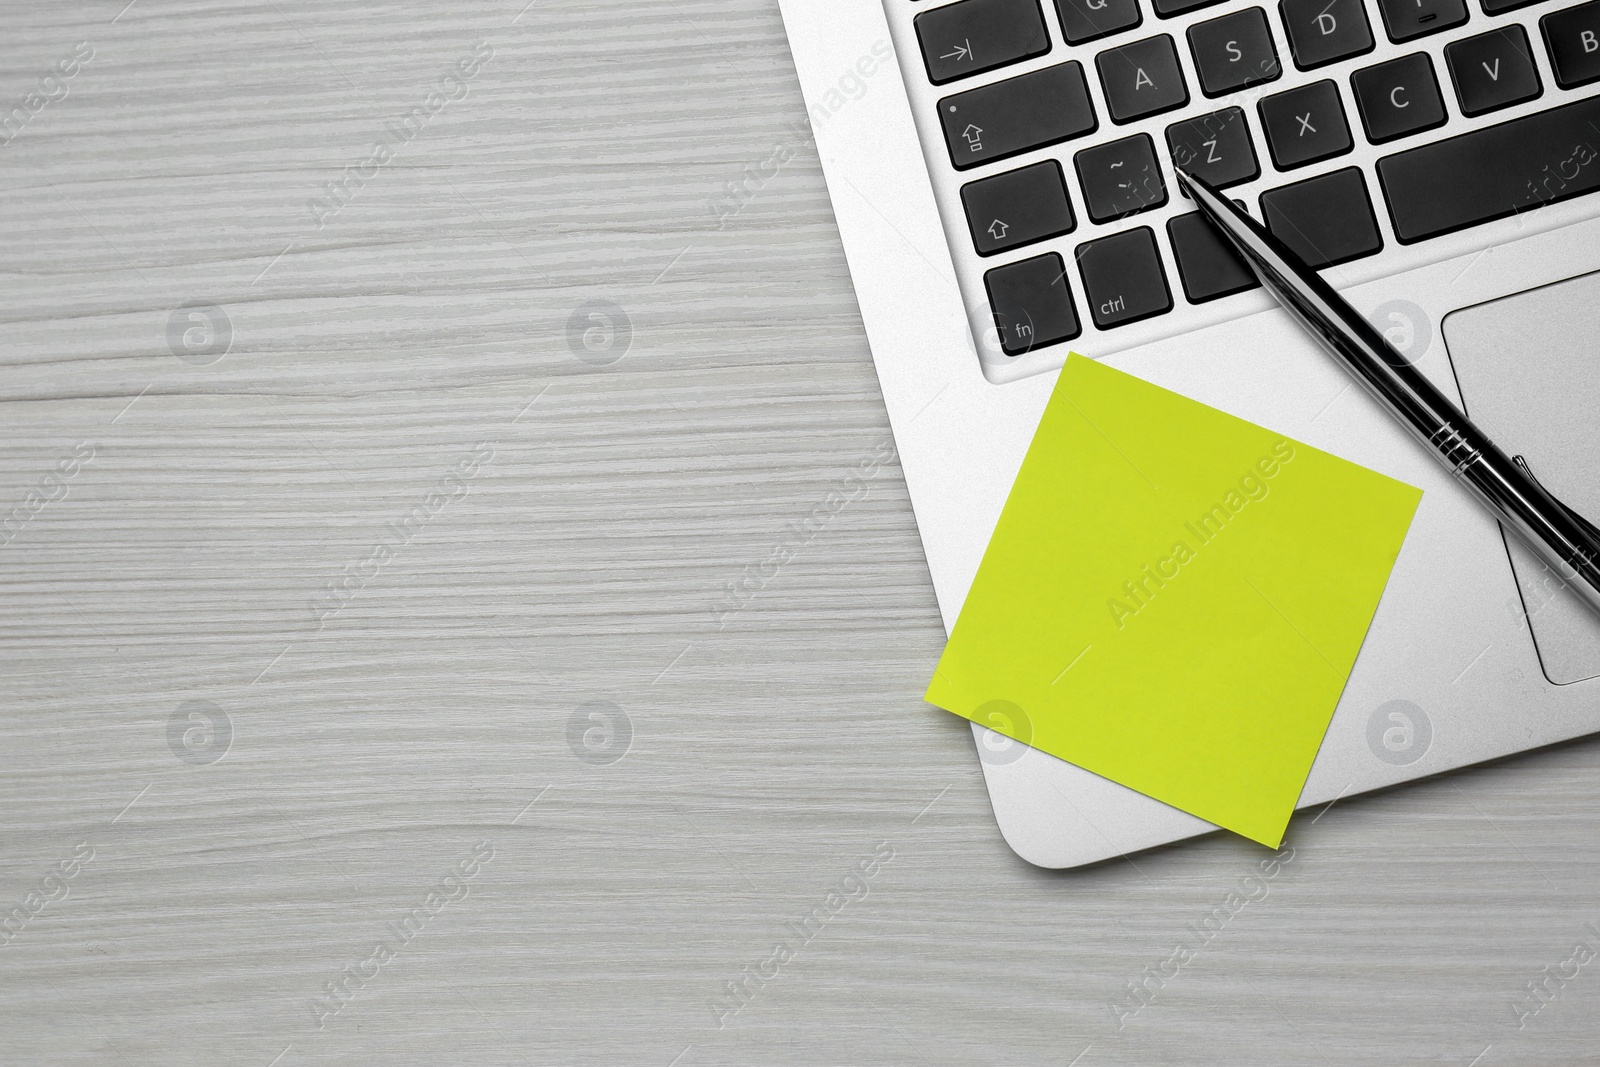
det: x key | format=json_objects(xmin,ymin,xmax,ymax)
[{"xmin": 1258, "ymin": 78, "xmax": 1352, "ymax": 169}]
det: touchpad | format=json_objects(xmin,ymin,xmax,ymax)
[{"xmin": 1443, "ymin": 270, "xmax": 1600, "ymax": 685}]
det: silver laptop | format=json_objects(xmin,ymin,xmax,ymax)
[{"xmin": 778, "ymin": 0, "xmax": 1600, "ymax": 866}]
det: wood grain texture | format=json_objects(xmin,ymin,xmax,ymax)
[{"xmin": 2, "ymin": 2, "xmax": 1599, "ymax": 1064}]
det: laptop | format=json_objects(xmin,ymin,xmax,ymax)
[{"xmin": 777, "ymin": 0, "xmax": 1600, "ymax": 866}]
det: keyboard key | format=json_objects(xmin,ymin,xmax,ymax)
[
  {"xmin": 1055, "ymin": 0, "xmax": 1142, "ymax": 44},
  {"xmin": 1376, "ymin": 95, "xmax": 1600, "ymax": 242},
  {"xmin": 1482, "ymin": 0, "xmax": 1537, "ymax": 13},
  {"xmin": 1351, "ymin": 53, "xmax": 1447, "ymax": 142},
  {"xmin": 1187, "ymin": 9, "xmax": 1282, "ymax": 96},
  {"xmin": 1375, "ymin": 0, "xmax": 1467, "ymax": 42},
  {"xmin": 1075, "ymin": 227, "xmax": 1173, "ymax": 328},
  {"xmin": 1165, "ymin": 107, "xmax": 1260, "ymax": 188},
  {"xmin": 962, "ymin": 161, "xmax": 1077, "ymax": 255},
  {"xmin": 916, "ymin": 0, "xmax": 1052, "ymax": 85},
  {"xmin": 985, "ymin": 253, "xmax": 1081, "ymax": 353},
  {"xmin": 1096, "ymin": 36, "xmax": 1189, "ymax": 123},
  {"xmin": 939, "ymin": 63, "xmax": 1098, "ymax": 170},
  {"xmin": 1544, "ymin": 1, "xmax": 1600, "ymax": 87},
  {"xmin": 1446, "ymin": 26, "xmax": 1541, "ymax": 115},
  {"xmin": 1280, "ymin": 0, "xmax": 1374, "ymax": 69},
  {"xmin": 1258, "ymin": 79, "xmax": 1353, "ymax": 168},
  {"xmin": 1152, "ymin": 0, "xmax": 1223, "ymax": 16},
  {"xmin": 1075, "ymin": 133, "xmax": 1168, "ymax": 222},
  {"xmin": 1261, "ymin": 167, "xmax": 1382, "ymax": 267},
  {"xmin": 1167, "ymin": 211, "xmax": 1261, "ymax": 302}
]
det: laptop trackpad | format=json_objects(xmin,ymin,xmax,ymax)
[{"xmin": 1443, "ymin": 270, "xmax": 1600, "ymax": 685}]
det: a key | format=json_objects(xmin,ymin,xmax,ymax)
[
  {"xmin": 1075, "ymin": 133, "xmax": 1168, "ymax": 222},
  {"xmin": 938, "ymin": 63, "xmax": 1098, "ymax": 170},
  {"xmin": 1187, "ymin": 9, "xmax": 1282, "ymax": 96},
  {"xmin": 1280, "ymin": 0, "xmax": 1374, "ymax": 69},
  {"xmin": 1446, "ymin": 26, "xmax": 1541, "ymax": 116},
  {"xmin": 962, "ymin": 161, "xmax": 1077, "ymax": 255},
  {"xmin": 1152, "ymin": 0, "xmax": 1223, "ymax": 17},
  {"xmin": 1260, "ymin": 166, "xmax": 1383, "ymax": 267},
  {"xmin": 1075, "ymin": 227, "xmax": 1173, "ymax": 328},
  {"xmin": 1482, "ymin": 0, "xmax": 1537, "ymax": 14},
  {"xmin": 1350, "ymin": 52, "xmax": 1447, "ymax": 142},
  {"xmin": 916, "ymin": 0, "xmax": 1053, "ymax": 85},
  {"xmin": 984, "ymin": 253, "xmax": 1082, "ymax": 354},
  {"xmin": 1258, "ymin": 79, "xmax": 1352, "ymax": 168},
  {"xmin": 1165, "ymin": 107, "xmax": 1260, "ymax": 189},
  {"xmin": 1543, "ymin": 1, "xmax": 1600, "ymax": 88},
  {"xmin": 1055, "ymin": 0, "xmax": 1142, "ymax": 45},
  {"xmin": 1096, "ymin": 35, "xmax": 1189, "ymax": 123},
  {"xmin": 1376, "ymin": 95, "xmax": 1600, "ymax": 243},
  {"xmin": 1167, "ymin": 211, "xmax": 1261, "ymax": 302},
  {"xmin": 1375, "ymin": 0, "xmax": 1468, "ymax": 43}
]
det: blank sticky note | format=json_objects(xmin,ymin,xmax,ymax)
[{"xmin": 926, "ymin": 355, "xmax": 1422, "ymax": 847}]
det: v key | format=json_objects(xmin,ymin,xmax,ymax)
[{"xmin": 1446, "ymin": 26, "xmax": 1542, "ymax": 116}]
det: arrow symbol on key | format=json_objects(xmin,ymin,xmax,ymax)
[
  {"xmin": 962, "ymin": 124, "xmax": 983, "ymax": 143},
  {"xmin": 941, "ymin": 39, "xmax": 972, "ymax": 61},
  {"xmin": 988, "ymin": 219, "xmax": 1009, "ymax": 239}
]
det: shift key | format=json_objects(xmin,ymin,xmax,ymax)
[
  {"xmin": 939, "ymin": 62, "xmax": 1098, "ymax": 170},
  {"xmin": 1376, "ymin": 95, "xmax": 1600, "ymax": 243}
]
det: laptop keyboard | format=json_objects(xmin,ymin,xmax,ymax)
[{"xmin": 886, "ymin": 0, "xmax": 1600, "ymax": 378}]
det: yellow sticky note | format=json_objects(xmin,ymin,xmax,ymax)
[{"xmin": 926, "ymin": 355, "xmax": 1422, "ymax": 847}]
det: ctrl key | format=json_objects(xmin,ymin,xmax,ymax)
[
  {"xmin": 984, "ymin": 253, "xmax": 1082, "ymax": 355},
  {"xmin": 1075, "ymin": 227, "xmax": 1173, "ymax": 329}
]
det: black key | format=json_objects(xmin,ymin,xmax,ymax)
[
  {"xmin": 1280, "ymin": 0, "xmax": 1374, "ymax": 69},
  {"xmin": 984, "ymin": 253, "xmax": 1081, "ymax": 354},
  {"xmin": 1167, "ymin": 212, "xmax": 1261, "ymax": 302},
  {"xmin": 1075, "ymin": 227, "xmax": 1173, "ymax": 328},
  {"xmin": 1258, "ymin": 79, "xmax": 1352, "ymax": 168},
  {"xmin": 1055, "ymin": 0, "xmax": 1142, "ymax": 44},
  {"xmin": 1375, "ymin": 0, "xmax": 1467, "ymax": 42},
  {"xmin": 1153, "ymin": 0, "xmax": 1223, "ymax": 16},
  {"xmin": 1544, "ymin": 1, "xmax": 1600, "ymax": 88},
  {"xmin": 1096, "ymin": 36, "xmax": 1189, "ymax": 123},
  {"xmin": 962, "ymin": 161, "xmax": 1076, "ymax": 255},
  {"xmin": 1260, "ymin": 166, "xmax": 1382, "ymax": 267},
  {"xmin": 1376, "ymin": 95, "xmax": 1600, "ymax": 243},
  {"xmin": 1188, "ymin": 9, "xmax": 1281, "ymax": 96},
  {"xmin": 1446, "ymin": 26, "xmax": 1541, "ymax": 116},
  {"xmin": 1482, "ymin": 0, "xmax": 1537, "ymax": 13},
  {"xmin": 916, "ymin": 0, "xmax": 1052, "ymax": 85},
  {"xmin": 1075, "ymin": 134, "xmax": 1168, "ymax": 222},
  {"xmin": 1165, "ymin": 107, "xmax": 1260, "ymax": 189},
  {"xmin": 1351, "ymin": 53, "xmax": 1447, "ymax": 142},
  {"xmin": 939, "ymin": 63, "xmax": 1098, "ymax": 170}
]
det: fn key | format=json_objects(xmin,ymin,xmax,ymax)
[{"xmin": 985, "ymin": 253, "xmax": 1081, "ymax": 354}]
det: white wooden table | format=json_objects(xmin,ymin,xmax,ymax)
[{"xmin": 3, "ymin": 2, "xmax": 1599, "ymax": 1063}]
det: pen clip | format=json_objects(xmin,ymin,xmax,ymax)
[{"xmin": 1512, "ymin": 454, "xmax": 1600, "ymax": 543}]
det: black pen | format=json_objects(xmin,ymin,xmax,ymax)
[{"xmin": 1173, "ymin": 163, "xmax": 1600, "ymax": 621}]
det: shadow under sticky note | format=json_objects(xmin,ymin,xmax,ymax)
[{"xmin": 926, "ymin": 355, "xmax": 1422, "ymax": 847}]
